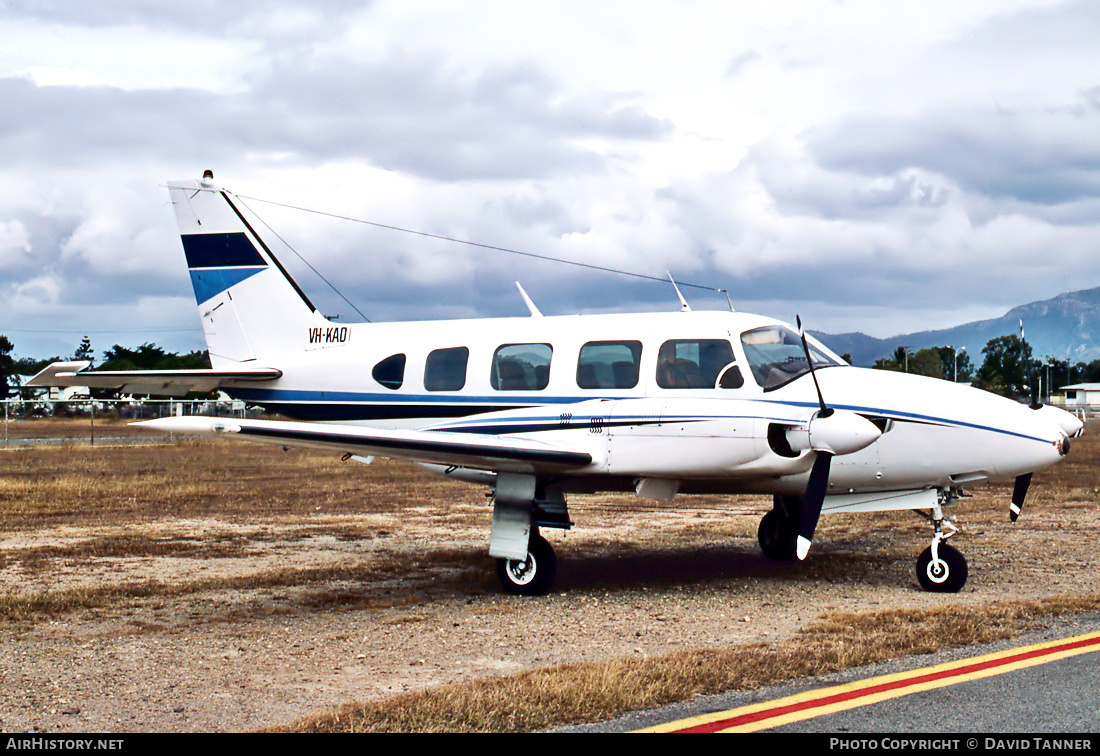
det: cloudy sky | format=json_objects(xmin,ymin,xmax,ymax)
[{"xmin": 1, "ymin": 0, "xmax": 1099, "ymax": 361}]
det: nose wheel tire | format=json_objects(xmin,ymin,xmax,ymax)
[
  {"xmin": 496, "ymin": 533, "xmax": 556, "ymax": 596},
  {"xmin": 916, "ymin": 543, "xmax": 968, "ymax": 593}
]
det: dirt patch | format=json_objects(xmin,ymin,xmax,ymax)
[{"xmin": 0, "ymin": 425, "xmax": 1097, "ymax": 732}]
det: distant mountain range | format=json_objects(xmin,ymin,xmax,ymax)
[{"xmin": 814, "ymin": 287, "xmax": 1100, "ymax": 368}]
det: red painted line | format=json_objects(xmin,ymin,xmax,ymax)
[{"xmin": 674, "ymin": 633, "xmax": 1100, "ymax": 733}]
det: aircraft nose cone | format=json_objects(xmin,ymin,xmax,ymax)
[{"xmin": 1015, "ymin": 411, "xmax": 1077, "ymax": 476}]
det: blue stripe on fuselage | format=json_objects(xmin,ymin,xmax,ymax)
[
  {"xmin": 223, "ymin": 387, "xmax": 1055, "ymax": 445},
  {"xmin": 756, "ymin": 398, "xmax": 1051, "ymax": 445}
]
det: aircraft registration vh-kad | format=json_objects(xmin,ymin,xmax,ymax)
[{"xmin": 31, "ymin": 172, "xmax": 1085, "ymax": 596}]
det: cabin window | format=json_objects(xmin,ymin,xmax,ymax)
[
  {"xmin": 656, "ymin": 339, "xmax": 739, "ymax": 389},
  {"xmin": 740, "ymin": 325, "xmax": 841, "ymax": 391},
  {"xmin": 718, "ymin": 363, "xmax": 745, "ymax": 389},
  {"xmin": 491, "ymin": 343, "xmax": 552, "ymax": 391},
  {"xmin": 371, "ymin": 353, "xmax": 406, "ymax": 390},
  {"xmin": 577, "ymin": 340, "xmax": 642, "ymax": 389},
  {"xmin": 424, "ymin": 346, "xmax": 469, "ymax": 391}
]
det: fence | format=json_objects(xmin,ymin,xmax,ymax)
[{"xmin": 2, "ymin": 398, "xmax": 263, "ymax": 446}]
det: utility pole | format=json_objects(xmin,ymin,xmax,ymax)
[{"xmin": 953, "ymin": 346, "xmax": 966, "ymax": 382}]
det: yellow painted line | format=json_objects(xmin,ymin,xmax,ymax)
[{"xmin": 637, "ymin": 630, "xmax": 1100, "ymax": 733}]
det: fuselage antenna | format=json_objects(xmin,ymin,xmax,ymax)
[
  {"xmin": 515, "ymin": 282, "xmax": 543, "ymax": 317},
  {"xmin": 667, "ymin": 272, "xmax": 692, "ymax": 312}
]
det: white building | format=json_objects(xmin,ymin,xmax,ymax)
[{"xmin": 1056, "ymin": 383, "xmax": 1100, "ymax": 414}]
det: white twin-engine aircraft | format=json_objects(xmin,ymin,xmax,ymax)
[{"xmin": 31, "ymin": 173, "xmax": 1084, "ymax": 596}]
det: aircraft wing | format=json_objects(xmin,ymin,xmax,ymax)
[
  {"xmin": 26, "ymin": 361, "xmax": 282, "ymax": 397},
  {"xmin": 137, "ymin": 416, "xmax": 594, "ymax": 473}
]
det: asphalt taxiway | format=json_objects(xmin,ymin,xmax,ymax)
[{"xmin": 554, "ymin": 611, "xmax": 1100, "ymax": 734}]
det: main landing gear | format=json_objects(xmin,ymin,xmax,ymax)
[
  {"xmin": 490, "ymin": 476, "xmax": 570, "ymax": 596},
  {"xmin": 496, "ymin": 531, "xmax": 557, "ymax": 596},
  {"xmin": 758, "ymin": 495, "xmax": 799, "ymax": 561}
]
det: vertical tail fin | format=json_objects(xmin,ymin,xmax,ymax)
[{"xmin": 168, "ymin": 173, "xmax": 323, "ymax": 367}]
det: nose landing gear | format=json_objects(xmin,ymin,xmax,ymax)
[{"xmin": 916, "ymin": 491, "xmax": 968, "ymax": 593}]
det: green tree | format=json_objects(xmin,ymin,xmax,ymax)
[
  {"xmin": 13, "ymin": 355, "xmax": 62, "ymax": 376},
  {"xmin": 1075, "ymin": 359, "xmax": 1100, "ymax": 384},
  {"xmin": 0, "ymin": 335, "xmax": 15, "ymax": 399},
  {"xmin": 978, "ymin": 334, "xmax": 1034, "ymax": 398},
  {"xmin": 907, "ymin": 348, "xmax": 944, "ymax": 379},
  {"xmin": 99, "ymin": 343, "xmax": 209, "ymax": 371},
  {"xmin": 73, "ymin": 335, "xmax": 94, "ymax": 365},
  {"xmin": 873, "ymin": 345, "xmax": 910, "ymax": 372},
  {"xmin": 892, "ymin": 345, "xmax": 910, "ymax": 370},
  {"xmin": 934, "ymin": 346, "xmax": 973, "ymax": 382},
  {"xmin": 93, "ymin": 343, "xmax": 211, "ymax": 399}
]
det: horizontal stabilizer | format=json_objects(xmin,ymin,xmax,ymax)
[
  {"xmin": 136, "ymin": 416, "xmax": 593, "ymax": 473},
  {"xmin": 27, "ymin": 361, "xmax": 282, "ymax": 397}
]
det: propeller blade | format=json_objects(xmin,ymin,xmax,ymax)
[
  {"xmin": 1019, "ymin": 320, "xmax": 1042, "ymax": 409},
  {"xmin": 1010, "ymin": 472, "xmax": 1032, "ymax": 522},
  {"xmin": 794, "ymin": 314, "xmax": 839, "ymax": 560},
  {"xmin": 796, "ymin": 451, "xmax": 832, "ymax": 560},
  {"xmin": 797, "ymin": 315, "xmax": 829, "ymax": 415}
]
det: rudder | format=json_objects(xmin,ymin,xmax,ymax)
[{"xmin": 168, "ymin": 173, "xmax": 324, "ymax": 367}]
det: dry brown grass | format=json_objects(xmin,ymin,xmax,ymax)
[
  {"xmin": 0, "ymin": 416, "xmax": 166, "ymax": 440},
  {"xmin": 1, "ymin": 418, "xmax": 1098, "ymax": 732},
  {"xmin": 0, "ymin": 551, "xmax": 497, "ymax": 626},
  {"xmin": 281, "ymin": 594, "xmax": 1100, "ymax": 733},
  {"xmin": 271, "ymin": 422, "xmax": 1100, "ymax": 733},
  {"xmin": 0, "ymin": 435, "xmax": 487, "ymax": 529}
]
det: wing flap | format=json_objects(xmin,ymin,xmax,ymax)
[
  {"xmin": 27, "ymin": 361, "xmax": 282, "ymax": 397},
  {"xmin": 137, "ymin": 417, "xmax": 594, "ymax": 473}
]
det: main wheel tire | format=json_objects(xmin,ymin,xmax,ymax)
[
  {"xmin": 758, "ymin": 507, "xmax": 798, "ymax": 561},
  {"xmin": 916, "ymin": 543, "xmax": 968, "ymax": 593},
  {"xmin": 496, "ymin": 533, "xmax": 556, "ymax": 596}
]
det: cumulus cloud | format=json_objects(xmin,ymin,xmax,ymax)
[
  {"xmin": 0, "ymin": 220, "xmax": 32, "ymax": 269},
  {"xmin": 2, "ymin": 1, "xmax": 1100, "ymax": 356},
  {"xmin": 804, "ymin": 104, "xmax": 1100, "ymax": 207}
]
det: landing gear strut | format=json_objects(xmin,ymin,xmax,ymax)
[
  {"xmin": 916, "ymin": 492, "xmax": 968, "ymax": 593},
  {"xmin": 490, "ymin": 476, "xmax": 569, "ymax": 596}
]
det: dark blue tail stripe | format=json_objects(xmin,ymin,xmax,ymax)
[{"xmin": 182, "ymin": 233, "xmax": 266, "ymax": 268}]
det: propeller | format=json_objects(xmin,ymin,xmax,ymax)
[
  {"xmin": 1012, "ymin": 320, "xmax": 1038, "ymax": 523},
  {"xmin": 1020, "ymin": 320, "xmax": 1042, "ymax": 410},
  {"xmin": 1010, "ymin": 472, "xmax": 1032, "ymax": 523},
  {"xmin": 794, "ymin": 317, "xmax": 831, "ymax": 560},
  {"xmin": 790, "ymin": 317, "xmax": 881, "ymax": 560}
]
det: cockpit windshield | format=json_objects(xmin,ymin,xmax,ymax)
[{"xmin": 740, "ymin": 325, "xmax": 843, "ymax": 391}]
